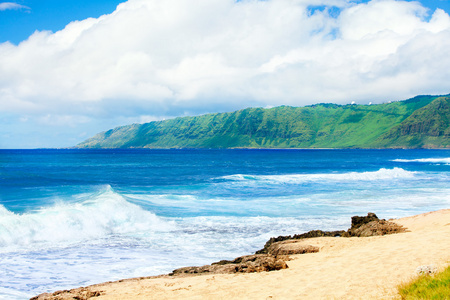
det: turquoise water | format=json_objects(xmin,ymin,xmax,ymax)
[{"xmin": 1, "ymin": 149, "xmax": 449, "ymax": 299}]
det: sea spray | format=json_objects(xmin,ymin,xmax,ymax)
[
  {"xmin": 221, "ymin": 168, "xmax": 417, "ymax": 183},
  {"xmin": 0, "ymin": 186, "xmax": 175, "ymax": 250},
  {"xmin": 393, "ymin": 157, "xmax": 450, "ymax": 165}
]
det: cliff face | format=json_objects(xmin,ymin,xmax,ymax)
[
  {"xmin": 374, "ymin": 97, "xmax": 450, "ymax": 148},
  {"xmin": 76, "ymin": 95, "xmax": 450, "ymax": 149}
]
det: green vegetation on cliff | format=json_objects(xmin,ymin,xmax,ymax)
[{"xmin": 77, "ymin": 95, "xmax": 450, "ymax": 149}]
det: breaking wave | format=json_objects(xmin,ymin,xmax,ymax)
[
  {"xmin": 0, "ymin": 186, "xmax": 174, "ymax": 250},
  {"xmin": 221, "ymin": 168, "xmax": 416, "ymax": 183},
  {"xmin": 393, "ymin": 158, "xmax": 450, "ymax": 165}
]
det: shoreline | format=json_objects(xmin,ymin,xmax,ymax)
[{"xmin": 33, "ymin": 209, "xmax": 450, "ymax": 299}]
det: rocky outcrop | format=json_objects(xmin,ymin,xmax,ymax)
[
  {"xmin": 170, "ymin": 254, "xmax": 288, "ymax": 276},
  {"xmin": 266, "ymin": 240, "xmax": 319, "ymax": 256},
  {"xmin": 348, "ymin": 212, "xmax": 380, "ymax": 231},
  {"xmin": 348, "ymin": 219, "xmax": 407, "ymax": 237},
  {"xmin": 30, "ymin": 287, "xmax": 102, "ymax": 300},
  {"xmin": 255, "ymin": 230, "xmax": 345, "ymax": 254},
  {"xmin": 257, "ymin": 213, "xmax": 408, "ymax": 253},
  {"xmin": 344, "ymin": 212, "xmax": 407, "ymax": 237}
]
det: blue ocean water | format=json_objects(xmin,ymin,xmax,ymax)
[{"xmin": 0, "ymin": 149, "xmax": 449, "ymax": 299}]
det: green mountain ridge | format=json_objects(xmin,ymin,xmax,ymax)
[{"xmin": 77, "ymin": 95, "xmax": 450, "ymax": 149}]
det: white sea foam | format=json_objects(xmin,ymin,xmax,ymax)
[
  {"xmin": 221, "ymin": 168, "xmax": 416, "ymax": 183},
  {"xmin": 393, "ymin": 157, "xmax": 450, "ymax": 165},
  {"xmin": 0, "ymin": 213, "xmax": 350, "ymax": 298},
  {"xmin": 0, "ymin": 287, "xmax": 31, "ymax": 300},
  {"xmin": 0, "ymin": 186, "xmax": 174, "ymax": 250}
]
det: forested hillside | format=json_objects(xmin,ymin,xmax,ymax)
[{"xmin": 77, "ymin": 95, "xmax": 450, "ymax": 149}]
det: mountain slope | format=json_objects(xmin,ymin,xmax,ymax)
[
  {"xmin": 76, "ymin": 95, "xmax": 450, "ymax": 149},
  {"xmin": 373, "ymin": 97, "xmax": 450, "ymax": 148}
]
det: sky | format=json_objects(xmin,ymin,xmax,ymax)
[{"xmin": 1, "ymin": 0, "xmax": 450, "ymax": 148}]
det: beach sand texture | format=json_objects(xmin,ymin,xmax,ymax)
[{"xmin": 36, "ymin": 209, "xmax": 450, "ymax": 300}]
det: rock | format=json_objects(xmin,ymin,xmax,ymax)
[
  {"xmin": 348, "ymin": 212, "xmax": 380, "ymax": 231},
  {"xmin": 349, "ymin": 219, "xmax": 407, "ymax": 237},
  {"xmin": 257, "ymin": 212, "xmax": 409, "ymax": 254},
  {"xmin": 30, "ymin": 287, "xmax": 102, "ymax": 300},
  {"xmin": 266, "ymin": 240, "xmax": 319, "ymax": 256},
  {"xmin": 170, "ymin": 254, "xmax": 288, "ymax": 276},
  {"xmin": 231, "ymin": 254, "xmax": 288, "ymax": 273},
  {"xmin": 255, "ymin": 230, "xmax": 345, "ymax": 254}
]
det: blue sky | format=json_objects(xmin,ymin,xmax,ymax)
[
  {"xmin": 420, "ymin": 0, "xmax": 450, "ymax": 13},
  {"xmin": 0, "ymin": 0, "xmax": 124, "ymax": 44},
  {"xmin": 1, "ymin": 0, "xmax": 450, "ymax": 148}
]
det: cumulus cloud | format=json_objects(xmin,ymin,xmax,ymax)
[
  {"xmin": 0, "ymin": 2, "xmax": 29, "ymax": 11},
  {"xmin": 1, "ymin": 0, "xmax": 450, "ymax": 147}
]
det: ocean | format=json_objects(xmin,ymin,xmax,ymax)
[{"xmin": 1, "ymin": 149, "xmax": 449, "ymax": 299}]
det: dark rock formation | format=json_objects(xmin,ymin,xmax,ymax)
[
  {"xmin": 169, "ymin": 254, "xmax": 288, "ymax": 276},
  {"xmin": 255, "ymin": 230, "xmax": 345, "ymax": 254},
  {"xmin": 349, "ymin": 212, "xmax": 380, "ymax": 231},
  {"xmin": 257, "ymin": 212, "xmax": 408, "ymax": 253},
  {"xmin": 266, "ymin": 240, "xmax": 319, "ymax": 256},
  {"xmin": 30, "ymin": 287, "xmax": 102, "ymax": 300},
  {"xmin": 348, "ymin": 219, "xmax": 407, "ymax": 237},
  {"xmin": 344, "ymin": 212, "xmax": 407, "ymax": 237}
]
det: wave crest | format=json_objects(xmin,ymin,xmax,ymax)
[
  {"xmin": 221, "ymin": 168, "xmax": 416, "ymax": 183},
  {"xmin": 393, "ymin": 158, "xmax": 450, "ymax": 165},
  {"xmin": 0, "ymin": 186, "xmax": 174, "ymax": 249}
]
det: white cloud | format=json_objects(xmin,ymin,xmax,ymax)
[
  {"xmin": 339, "ymin": 0, "xmax": 429, "ymax": 39},
  {"xmin": 0, "ymin": 2, "xmax": 29, "ymax": 11},
  {"xmin": 1, "ymin": 0, "xmax": 450, "ymax": 147}
]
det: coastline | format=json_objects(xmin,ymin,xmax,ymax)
[{"xmin": 33, "ymin": 209, "xmax": 450, "ymax": 300}]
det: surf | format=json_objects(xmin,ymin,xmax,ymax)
[
  {"xmin": 221, "ymin": 168, "xmax": 417, "ymax": 183},
  {"xmin": 0, "ymin": 186, "xmax": 174, "ymax": 251},
  {"xmin": 393, "ymin": 157, "xmax": 450, "ymax": 165}
]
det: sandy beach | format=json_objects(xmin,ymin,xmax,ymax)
[{"xmin": 35, "ymin": 209, "xmax": 450, "ymax": 300}]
